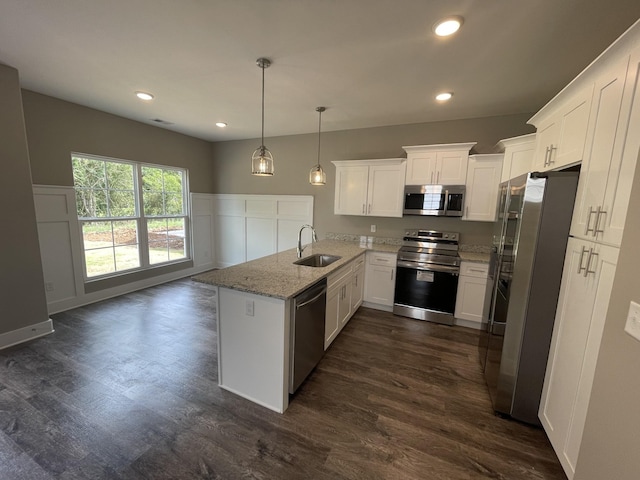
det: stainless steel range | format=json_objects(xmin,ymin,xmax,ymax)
[{"xmin": 393, "ymin": 230, "xmax": 460, "ymax": 325}]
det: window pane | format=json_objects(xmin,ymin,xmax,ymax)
[
  {"xmin": 164, "ymin": 193, "xmax": 183, "ymax": 215},
  {"xmin": 168, "ymin": 218, "xmax": 186, "ymax": 259},
  {"xmin": 163, "ymin": 170, "xmax": 183, "ymax": 193},
  {"xmin": 82, "ymin": 221, "xmax": 113, "ymax": 249},
  {"xmin": 109, "ymin": 191, "xmax": 136, "ymax": 217},
  {"xmin": 114, "ymin": 245, "xmax": 140, "ymax": 271},
  {"xmin": 113, "ymin": 220, "xmax": 138, "ymax": 246},
  {"xmin": 75, "ymin": 188, "xmax": 108, "ymax": 218},
  {"xmin": 149, "ymin": 242, "xmax": 169, "ymax": 265},
  {"xmin": 85, "ymin": 248, "xmax": 116, "ymax": 277},
  {"xmin": 106, "ymin": 162, "xmax": 134, "ymax": 190},
  {"xmin": 144, "ymin": 191, "xmax": 164, "ymax": 216},
  {"xmin": 72, "ymin": 157, "xmax": 106, "ymax": 189},
  {"xmin": 142, "ymin": 166, "xmax": 163, "ymax": 192}
]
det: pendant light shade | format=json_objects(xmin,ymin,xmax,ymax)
[
  {"xmin": 252, "ymin": 58, "xmax": 274, "ymax": 176},
  {"xmin": 309, "ymin": 106, "xmax": 326, "ymax": 185}
]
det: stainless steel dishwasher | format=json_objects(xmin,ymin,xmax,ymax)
[{"xmin": 289, "ymin": 278, "xmax": 327, "ymax": 394}]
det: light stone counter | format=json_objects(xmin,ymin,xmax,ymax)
[
  {"xmin": 458, "ymin": 251, "xmax": 491, "ymax": 264},
  {"xmin": 192, "ymin": 239, "xmax": 399, "ymax": 299}
]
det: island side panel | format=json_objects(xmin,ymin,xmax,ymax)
[{"xmin": 218, "ymin": 287, "xmax": 290, "ymax": 413}]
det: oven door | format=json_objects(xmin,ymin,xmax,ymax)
[{"xmin": 393, "ymin": 261, "xmax": 459, "ymax": 318}]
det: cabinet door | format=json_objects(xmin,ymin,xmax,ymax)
[
  {"xmin": 436, "ymin": 150, "xmax": 469, "ymax": 185},
  {"xmin": 539, "ymin": 238, "xmax": 618, "ymax": 479},
  {"xmin": 501, "ymin": 139, "xmax": 535, "ymax": 183},
  {"xmin": 325, "ymin": 284, "xmax": 341, "ymax": 349},
  {"xmin": 571, "ymin": 55, "xmax": 630, "ymax": 243},
  {"xmin": 334, "ymin": 165, "xmax": 369, "ymax": 215},
  {"xmin": 454, "ymin": 274, "xmax": 488, "ymax": 324},
  {"xmin": 463, "ymin": 155, "xmax": 503, "ymax": 222},
  {"xmin": 533, "ymin": 119, "xmax": 560, "ymax": 171},
  {"xmin": 351, "ymin": 261, "xmax": 365, "ymax": 312},
  {"xmin": 338, "ymin": 281, "xmax": 352, "ymax": 330},
  {"xmin": 552, "ymin": 86, "xmax": 593, "ymax": 170},
  {"xmin": 405, "ymin": 151, "xmax": 438, "ymax": 184},
  {"xmin": 600, "ymin": 49, "xmax": 640, "ymax": 246},
  {"xmin": 364, "ymin": 264, "xmax": 395, "ymax": 306},
  {"xmin": 367, "ymin": 164, "xmax": 406, "ymax": 217}
]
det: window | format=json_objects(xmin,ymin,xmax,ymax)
[{"xmin": 72, "ymin": 154, "xmax": 189, "ymax": 279}]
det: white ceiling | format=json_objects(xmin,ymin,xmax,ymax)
[{"xmin": 1, "ymin": 1, "xmax": 639, "ymax": 142}]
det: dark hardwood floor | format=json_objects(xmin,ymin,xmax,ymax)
[{"xmin": 0, "ymin": 278, "xmax": 566, "ymax": 479}]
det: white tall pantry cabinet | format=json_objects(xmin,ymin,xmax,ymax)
[{"xmin": 536, "ymin": 26, "xmax": 640, "ymax": 480}]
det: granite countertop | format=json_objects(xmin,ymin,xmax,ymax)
[
  {"xmin": 192, "ymin": 239, "xmax": 399, "ymax": 300},
  {"xmin": 458, "ymin": 251, "xmax": 491, "ymax": 264}
]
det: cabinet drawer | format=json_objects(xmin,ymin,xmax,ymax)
[
  {"xmin": 367, "ymin": 251, "xmax": 397, "ymax": 267},
  {"xmin": 327, "ymin": 262, "xmax": 353, "ymax": 289},
  {"xmin": 460, "ymin": 261, "xmax": 489, "ymax": 278}
]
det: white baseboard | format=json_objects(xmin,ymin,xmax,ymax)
[
  {"xmin": 362, "ymin": 301, "xmax": 394, "ymax": 312},
  {"xmin": 0, "ymin": 319, "xmax": 54, "ymax": 350},
  {"xmin": 454, "ymin": 318, "xmax": 485, "ymax": 330}
]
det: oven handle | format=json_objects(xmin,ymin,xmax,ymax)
[{"xmin": 396, "ymin": 260, "xmax": 460, "ymax": 275}]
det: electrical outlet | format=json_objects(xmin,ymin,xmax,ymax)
[
  {"xmin": 624, "ymin": 301, "xmax": 640, "ymax": 342},
  {"xmin": 370, "ymin": 225, "xmax": 376, "ymax": 233},
  {"xmin": 45, "ymin": 282, "xmax": 54, "ymax": 292},
  {"xmin": 245, "ymin": 299, "xmax": 254, "ymax": 317}
]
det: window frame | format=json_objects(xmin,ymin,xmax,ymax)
[{"xmin": 71, "ymin": 152, "xmax": 191, "ymax": 281}]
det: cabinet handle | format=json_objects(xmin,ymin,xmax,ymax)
[
  {"xmin": 368, "ymin": 203, "xmax": 371, "ymax": 214},
  {"xmin": 430, "ymin": 171, "xmax": 434, "ymax": 184},
  {"xmin": 465, "ymin": 206, "xmax": 469, "ymax": 218},
  {"xmin": 584, "ymin": 249, "xmax": 598, "ymax": 277},
  {"xmin": 543, "ymin": 146, "xmax": 550, "ymax": 167},
  {"xmin": 469, "ymin": 268, "xmax": 485, "ymax": 273},
  {"xmin": 547, "ymin": 143, "xmax": 557, "ymax": 167},
  {"xmin": 362, "ymin": 204, "xmax": 365, "ymax": 214},
  {"xmin": 585, "ymin": 206, "xmax": 596, "ymax": 235},
  {"xmin": 577, "ymin": 246, "xmax": 589, "ymax": 275},
  {"xmin": 391, "ymin": 268, "xmax": 394, "ymax": 281},
  {"xmin": 594, "ymin": 207, "xmax": 606, "ymax": 235},
  {"xmin": 436, "ymin": 171, "xmax": 440, "ymax": 183}
]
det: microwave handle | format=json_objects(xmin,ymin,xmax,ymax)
[{"xmin": 443, "ymin": 189, "xmax": 449, "ymax": 215}]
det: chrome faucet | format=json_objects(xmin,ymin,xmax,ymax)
[{"xmin": 297, "ymin": 224, "xmax": 318, "ymax": 258}]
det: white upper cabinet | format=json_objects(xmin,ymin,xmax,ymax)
[
  {"xmin": 571, "ymin": 48, "xmax": 639, "ymax": 247},
  {"xmin": 332, "ymin": 159, "xmax": 406, "ymax": 217},
  {"xmin": 529, "ymin": 85, "xmax": 593, "ymax": 172},
  {"xmin": 462, "ymin": 154, "xmax": 503, "ymax": 222},
  {"xmin": 402, "ymin": 143, "xmax": 476, "ymax": 185},
  {"xmin": 497, "ymin": 133, "xmax": 536, "ymax": 183}
]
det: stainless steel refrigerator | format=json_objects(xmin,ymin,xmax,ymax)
[{"xmin": 479, "ymin": 171, "xmax": 579, "ymax": 425}]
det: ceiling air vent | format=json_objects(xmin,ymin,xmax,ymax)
[{"xmin": 151, "ymin": 118, "xmax": 174, "ymax": 125}]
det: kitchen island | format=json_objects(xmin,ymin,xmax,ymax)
[{"xmin": 193, "ymin": 239, "xmax": 391, "ymax": 412}]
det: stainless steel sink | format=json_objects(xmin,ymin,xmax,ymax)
[{"xmin": 294, "ymin": 254, "xmax": 341, "ymax": 267}]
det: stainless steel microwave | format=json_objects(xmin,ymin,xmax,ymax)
[{"xmin": 403, "ymin": 185, "xmax": 465, "ymax": 217}]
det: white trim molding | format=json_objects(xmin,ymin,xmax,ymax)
[{"xmin": 0, "ymin": 319, "xmax": 54, "ymax": 351}]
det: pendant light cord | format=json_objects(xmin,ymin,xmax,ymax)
[
  {"xmin": 317, "ymin": 108, "xmax": 322, "ymax": 166},
  {"xmin": 261, "ymin": 63, "xmax": 265, "ymax": 149}
]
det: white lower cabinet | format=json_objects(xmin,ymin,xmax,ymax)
[
  {"xmin": 454, "ymin": 261, "xmax": 489, "ymax": 328},
  {"xmin": 539, "ymin": 237, "xmax": 619, "ymax": 479},
  {"xmin": 324, "ymin": 254, "xmax": 365, "ymax": 350},
  {"xmin": 350, "ymin": 255, "xmax": 365, "ymax": 313},
  {"xmin": 363, "ymin": 251, "xmax": 397, "ymax": 310}
]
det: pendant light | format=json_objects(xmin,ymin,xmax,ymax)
[
  {"xmin": 309, "ymin": 106, "xmax": 327, "ymax": 185},
  {"xmin": 251, "ymin": 58, "xmax": 274, "ymax": 176}
]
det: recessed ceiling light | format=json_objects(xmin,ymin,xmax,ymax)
[
  {"xmin": 434, "ymin": 16, "xmax": 463, "ymax": 37},
  {"xmin": 135, "ymin": 91, "xmax": 154, "ymax": 101},
  {"xmin": 435, "ymin": 92, "xmax": 453, "ymax": 101},
  {"xmin": 215, "ymin": 122, "xmax": 228, "ymax": 128}
]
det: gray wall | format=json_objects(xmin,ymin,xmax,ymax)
[
  {"xmin": 211, "ymin": 113, "xmax": 535, "ymax": 245},
  {"xmin": 574, "ymin": 151, "xmax": 640, "ymax": 480},
  {"xmin": 21, "ymin": 91, "xmax": 217, "ymax": 291},
  {"xmin": 22, "ymin": 91, "xmax": 215, "ymax": 193},
  {"xmin": 0, "ymin": 64, "xmax": 49, "ymax": 335}
]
